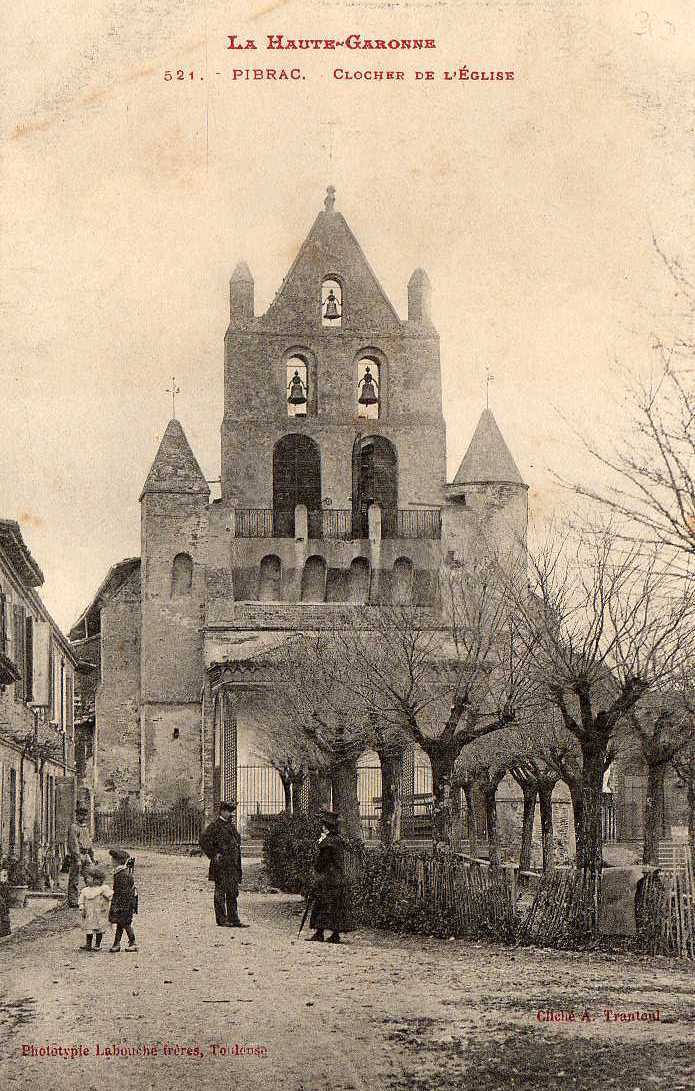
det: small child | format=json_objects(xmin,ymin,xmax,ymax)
[
  {"xmin": 78, "ymin": 867, "xmax": 112, "ymax": 952},
  {"xmin": 108, "ymin": 847, "xmax": 138, "ymax": 952}
]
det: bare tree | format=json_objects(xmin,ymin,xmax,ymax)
[
  {"xmin": 621, "ymin": 677, "xmax": 695, "ymax": 864},
  {"xmin": 316, "ymin": 557, "xmax": 539, "ymax": 846},
  {"xmin": 562, "ymin": 359, "xmax": 694, "ymax": 559},
  {"xmin": 512, "ymin": 527, "xmax": 695, "ymax": 880}
]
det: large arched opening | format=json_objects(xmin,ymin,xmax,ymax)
[
  {"xmin": 272, "ymin": 434, "xmax": 322, "ymax": 538},
  {"xmin": 351, "ymin": 435, "xmax": 398, "ymax": 538}
]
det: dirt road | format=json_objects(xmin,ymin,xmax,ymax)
[{"xmin": 0, "ymin": 851, "xmax": 692, "ymax": 1090}]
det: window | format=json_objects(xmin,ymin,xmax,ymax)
[
  {"xmin": 258, "ymin": 555, "xmax": 282, "ymax": 602},
  {"xmin": 321, "ymin": 278, "xmax": 342, "ymax": 328},
  {"xmin": 0, "ymin": 587, "xmax": 6, "ymax": 653},
  {"xmin": 357, "ymin": 357, "xmax": 380, "ymax": 419},
  {"xmin": 286, "ymin": 355, "xmax": 309, "ymax": 418},
  {"xmin": 300, "ymin": 556, "xmax": 327, "ymax": 603},
  {"xmin": 171, "ymin": 553, "xmax": 193, "ymax": 597}
]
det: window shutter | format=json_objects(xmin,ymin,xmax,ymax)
[
  {"xmin": 25, "ymin": 615, "xmax": 34, "ymax": 702},
  {"xmin": 13, "ymin": 604, "xmax": 25, "ymax": 701}
]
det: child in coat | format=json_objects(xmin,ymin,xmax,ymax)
[
  {"xmin": 108, "ymin": 847, "xmax": 138, "ymax": 952},
  {"xmin": 78, "ymin": 867, "xmax": 112, "ymax": 952}
]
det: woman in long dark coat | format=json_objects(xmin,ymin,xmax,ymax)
[{"xmin": 307, "ymin": 812, "xmax": 352, "ymax": 944}]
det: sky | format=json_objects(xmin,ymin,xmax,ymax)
[{"xmin": 1, "ymin": 0, "xmax": 693, "ymax": 630}]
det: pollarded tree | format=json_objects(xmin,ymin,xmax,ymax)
[
  {"xmin": 511, "ymin": 526, "xmax": 695, "ymax": 879},
  {"xmin": 263, "ymin": 631, "xmax": 372, "ymax": 841},
  {"xmin": 319, "ymin": 555, "xmax": 540, "ymax": 846},
  {"xmin": 621, "ymin": 674, "xmax": 695, "ymax": 865}
]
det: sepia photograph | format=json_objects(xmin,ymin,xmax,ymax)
[{"xmin": 1, "ymin": 2, "xmax": 693, "ymax": 1089}]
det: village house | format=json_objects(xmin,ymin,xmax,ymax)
[{"xmin": 0, "ymin": 520, "xmax": 78, "ymax": 877}]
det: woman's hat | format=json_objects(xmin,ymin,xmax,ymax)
[
  {"xmin": 109, "ymin": 847, "xmax": 130, "ymax": 864},
  {"xmin": 90, "ymin": 867, "xmax": 106, "ymax": 882}
]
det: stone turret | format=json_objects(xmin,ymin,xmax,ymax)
[
  {"xmin": 443, "ymin": 409, "xmax": 528, "ymax": 566},
  {"xmin": 229, "ymin": 261, "xmax": 254, "ymax": 327},
  {"xmin": 408, "ymin": 267, "xmax": 432, "ymax": 324},
  {"xmin": 139, "ymin": 418, "xmax": 210, "ymax": 805}
]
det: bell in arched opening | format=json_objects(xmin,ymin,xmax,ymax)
[
  {"xmin": 287, "ymin": 369, "xmax": 307, "ymax": 406},
  {"xmin": 358, "ymin": 364, "xmax": 379, "ymax": 406}
]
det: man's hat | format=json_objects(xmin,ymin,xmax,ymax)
[
  {"xmin": 219, "ymin": 800, "xmax": 237, "ymax": 814},
  {"xmin": 76, "ymin": 804, "xmax": 89, "ymax": 815},
  {"xmin": 109, "ymin": 847, "xmax": 130, "ymax": 864},
  {"xmin": 319, "ymin": 810, "xmax": 339, "ymax": 829}
]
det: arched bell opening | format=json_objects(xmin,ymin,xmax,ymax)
[
  {"xmin": 321, "ymin": 277, "xmax": 342, "ymax": 328},
  {"xmin": 356, "ymin": 357, "xmax": 380, "ymax": 420},
  {"xmin": 352, "ymin": 435, "xmax": 398, "ymax": 539},
  {"xmin": 272, "ymin": 434, "xmax": 322, "ymax": 539},
  {"xmin": 286, "ymin": 355, "xmax": 309, "ymax": 418}
]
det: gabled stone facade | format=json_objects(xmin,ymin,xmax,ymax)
[{"xmin": 73, "ymin": 189, "xmax": 529, "ymax": 817}]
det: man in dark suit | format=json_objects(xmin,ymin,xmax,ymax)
[{"xmin": 199, "ymin": 801, "xmax": 248, "ymax": 928}]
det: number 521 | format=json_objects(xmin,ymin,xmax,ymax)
[{"xmin": 164, "ymin": 70, "xmax": 195, "ymax": 81}]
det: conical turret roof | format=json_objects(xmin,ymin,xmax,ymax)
[
  {"xmin": 140, "ymin": 419, "xmax": 210, "ymax": 499},
  {"xmin": 453, "ymin": 409, "xmax": 524, "ymax": 485}
]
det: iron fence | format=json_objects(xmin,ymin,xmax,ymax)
[
  {"xmin": 237, "ymin": 765, "xmax": 286, "ymax": 832},
  {"xmin": 232, "ymin": 507, "xmax": 442, "ymax": 540},
  {"xmin": 94, "ymin": 807, "xmax": 205, "ymax": 847},
  {"xmin": 235, "ymin": 509, "xmax": 274, "ymax": 537}
]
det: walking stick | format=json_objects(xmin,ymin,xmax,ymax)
[{"xmin": 298, "ymin": 895, "xmax": 314, "ymax": 936}]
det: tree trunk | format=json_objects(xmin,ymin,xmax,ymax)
[
  {"xmin": 566, "ymin": 776, "xmax": 583, "ymax": 864},
  {"xmin": 643, "ymin": 762, "xmax": 666, "ymax": 865},
  {"xmin": 430, "ymin": 755, "xmax": 454, "ymax": 847},
  {"xmin": 331, "ymin": 759, "xmax": 362, "ymax": 842},
  {"xmin": 280, "ymin": 772, "xmax": 292, "ymax": 814},
  {"xmin": 462, "ymin": 781, "xmax": 478, "ymax": 860},
  {"xmin": 377, "ymin": 749, "xmax": 403, "ymax": 846},
  {"xmin": 578, "ymin": 741, "xmax": 608, "ymax": 912},
  {"xmin": 307, "ymin": 768, "xmax": 332, "ymax": 814},
  {"xmin": 538, "ymin": 782, "xmax": 555, "ymax": 873},
  {"xmin": 518, "ymin": 783, "xmax": 537, "ymax": 874},
  {"xmin": 687, "ymin": 771, "xmax": 695, "ymax": 872},
  {"xmin": 483, "ymin": 779, "xmax": 502, "ymax": 872},
  {"xmin": 290, "ymin": 768, "xmax": 305, "ymax": 815}
]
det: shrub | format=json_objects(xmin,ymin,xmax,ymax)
[{"xmin": 262, "ymin": 812, "xmax": 323, "ymax": 894}]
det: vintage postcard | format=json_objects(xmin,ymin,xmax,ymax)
[{"xmin": 1, "ymin": 2, "xmax": 693, "ymax": 1089}]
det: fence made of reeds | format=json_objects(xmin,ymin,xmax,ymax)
[
  {"xmin": 344, "ymin": 844, "xmax": 695, "ymax": 958},
  {"xmin": 346, "ymin": 846, "xmax": 517, "ymax": 940}
]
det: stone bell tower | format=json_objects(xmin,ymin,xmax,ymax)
[{"xmin": 220, "ymin": 187, "xmax": 447, "ymax": 537}]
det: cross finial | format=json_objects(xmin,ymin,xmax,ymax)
[
  {"xmin": 166, "ymin": 376, "xmax": 180, "ymax": 418},
  {"xmin": 485, "ymin": 367, "xmax": 494, "ymax": 410},
  {"xmin": 324, "ymin": 184, "xmax": 336, "ymax": 211}
]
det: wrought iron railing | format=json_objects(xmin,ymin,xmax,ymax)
[
  {"xmin": 233, "ymin": 507, "xmax": 442, "ymax": 540},
  {"xmin": 235, "ymin": 509, "xmax": 274, "ymax": 537},
  {"xmin": 321, "ymin": 509, "xmax": 353, "ymax": 540}
]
